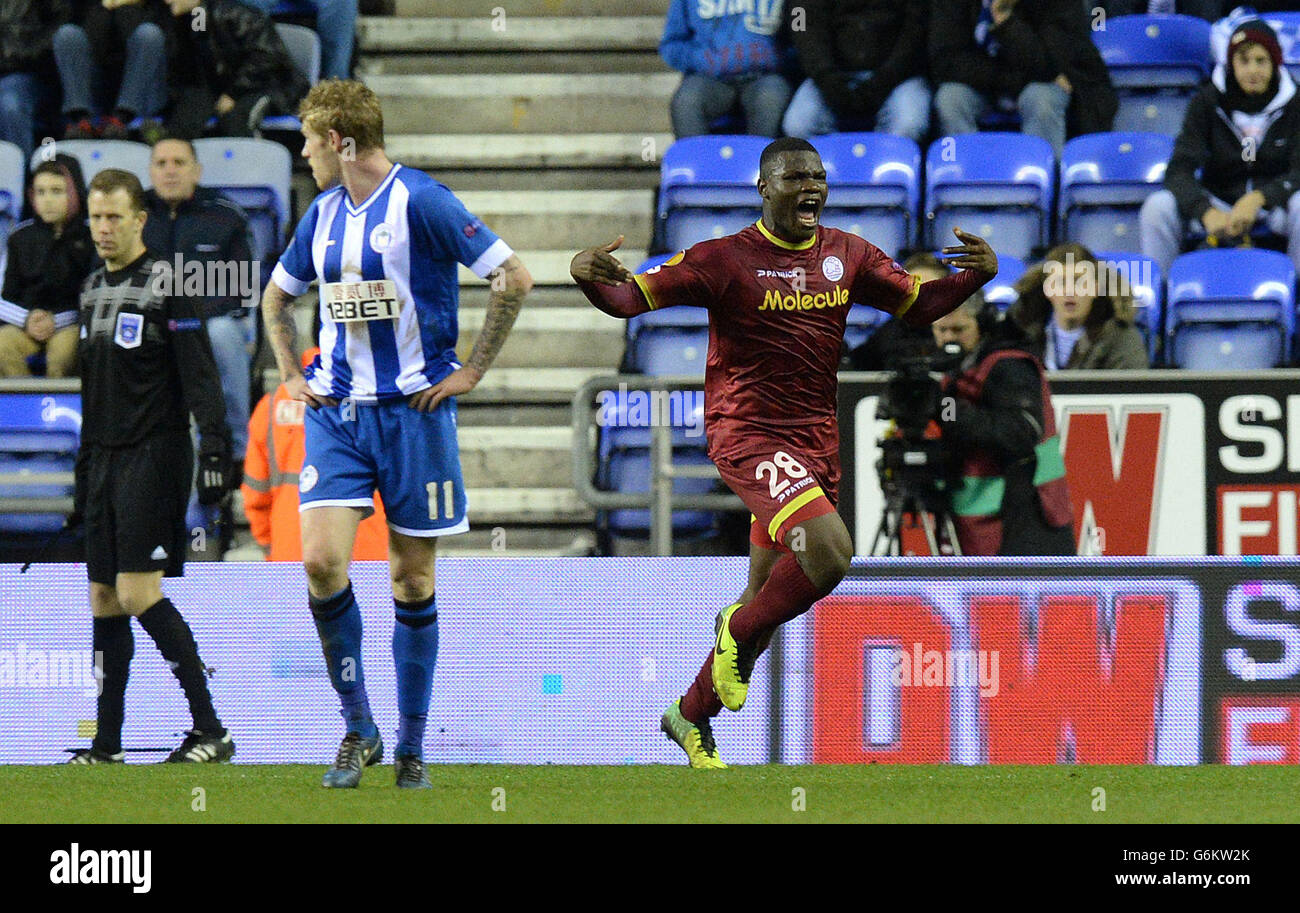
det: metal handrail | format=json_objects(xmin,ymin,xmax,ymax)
[{"xmin": 572, "ymin": 374, "xmax": 745, "ymax": 555}]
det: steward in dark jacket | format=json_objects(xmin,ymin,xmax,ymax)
[
  {"xmin": 142, "ymin": 185, "xmax": 255, "ymax": 320},
  {"xmin": 166, "ymin": 0, "xmax": 310, "ymax": 138}
]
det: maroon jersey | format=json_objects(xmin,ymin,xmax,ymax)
[{"xmin": 633, "ymin": 221, "xmax": 919, "ymax": 460}]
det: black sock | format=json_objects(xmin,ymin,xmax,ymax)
[
  {"xmin": 92, "ymin": 616, "xmax": 133, "ymax": 755},
  {"xmin": 137, "ymin": 599, "xmax": 222, "ymax": 734}
]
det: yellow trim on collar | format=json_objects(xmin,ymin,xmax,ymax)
[{"xmin": 755, "ymin": 219, "xmax": 817, "ymax": 251}]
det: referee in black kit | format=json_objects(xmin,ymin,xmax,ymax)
[{"xmin": 67, "ymin": 169, "xmax": 235, "ymax": 764}]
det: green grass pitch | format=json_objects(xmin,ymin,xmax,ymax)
[{"xmin": 2, "ymin": 764, "xmax": 1298, "ymax": 823}]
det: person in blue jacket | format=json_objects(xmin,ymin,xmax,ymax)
[{"xmin": 660, "ymin": 0, "xmax": 794, "ymax": 138}]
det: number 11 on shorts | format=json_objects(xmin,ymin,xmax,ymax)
[{"xmin": 426, "ymin": 480, "xmax": 456, "ymax": 521}]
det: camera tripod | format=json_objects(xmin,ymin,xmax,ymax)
[{"xmin": 870, "ymin": 484, "xmax": 962, "ymax": 557}]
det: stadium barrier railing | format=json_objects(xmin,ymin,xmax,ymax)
[{"xmin": 570, "ymin": 374, "xmax": 746, "ymax": 556}]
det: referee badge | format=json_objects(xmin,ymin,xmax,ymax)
[{"xmin": 114, "ymin": 312, "xmax": 144, "ymax": 349}]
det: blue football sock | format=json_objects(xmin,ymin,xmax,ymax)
[
  {"xmin": 310, "ymin": 581, "xmax": 377, "ymax": 739},
  {"xmin": 392, "ymin": 592, "xmax": 439, "ymax": 759}
]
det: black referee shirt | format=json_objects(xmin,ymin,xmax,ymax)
[{"xmin": 77, "ymin": 252, "xmax": 230, "ymax": 458}]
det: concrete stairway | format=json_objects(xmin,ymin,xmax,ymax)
[{"xmin": 354, "ymin": 0, "xmax": 675, "ymax": 555}]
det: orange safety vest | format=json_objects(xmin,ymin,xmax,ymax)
[
  {"xmin": 241, "ymin": 384, "xmax": 390, "ymax": 561},
  {"xmin": 947, "ymin": 349, "xmax": 1074, "ymax": 556}
]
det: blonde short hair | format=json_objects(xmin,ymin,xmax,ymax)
[{"xmin": 299, "ymin": 79, "xmax": 385, "ymax": 153}]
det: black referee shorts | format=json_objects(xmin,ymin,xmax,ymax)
[{"xmin": 83, "ymin": 432, "xmax": 192, "ymax": 585}]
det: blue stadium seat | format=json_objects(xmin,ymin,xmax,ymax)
[
  {"xmin": 658, "ymin": 136, "xmax": 768, "ymax": 252},
  {"xmin": 0, "ymin": 140, "xmax": 22, "ymax": 236},
  {"xmin": 1166, "ymin": 249, "xmax": 1295, "ymax": 369},
  {"xmin": 272, "ymin": 0, "xmax": 317, "ymax": 13},
  {"xmin": 0, "ymin": 453, "xmax": 75, "ymax": 534},
  {"xmin": 260, "ymin": 23, "xmax": 321, "ymax": 132},
  {"xmin": 1094, "ymin": 250, "xmax": 1163, "ymax": 364},
  {"xmin": 809, "ymin": 133, "xmax": 921, "ymax": 258},
  {"xmin": 844, "ymin": 303, "xmax": 889, "ymax": 351},
  {"xmin": 1060, "ymin": 132, "xmax": 1173, "ymax": 255},
  {"xmin": 983, "ymin": 253, "xmax": 1027, "ymax": 310},
  {"xmin": 626, "ymin": 307, "xmax": 710, "ymax": 376},
  {"xmin": 0, "ymin": 393, "xmax": 81, "ymax": 535},
  {"xmin": 596, "ymin": 395, "xmax": 715, "ymax": 537},
  {"xmin": 924, "ymin": 133, "xmax": 1055, "ymax": 261},
  {"xmin": 1093, "ymin": 14, "xmax": 1213, "ymax": 135},
  {"xmin": 193, "ymin": 138, "xmax": 293, "ymax": 267},
  {"xmin": 30, "ymin": 140, "xmax": 151, "ymax": 187},
  {"xmin": 0, "ymin": 393, "xmax": 82, "ymax": 454}
]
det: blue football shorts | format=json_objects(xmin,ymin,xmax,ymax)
[{"xmin": 299, "ymin": 396, "xmax": 468, "ymax": 537}]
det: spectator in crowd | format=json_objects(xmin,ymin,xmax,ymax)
[
  {"xmin": 0, "ymin": 156, "xmax": 96, "ymax": 377},
  {"xmin": 243, "ymin": 347, "xmax": 389, "ymax": 562},
  {"xmin": 1009, "ymin": 242, "xmax": 1149, "ymax": 369},
  {"xmin": 236, "ymin": 0, "xmax": 357, "ymax": 81},
  {"xmin": 0, "ymin": 2, "xmax": 69, "ymax": 161},
  {"xmin": 930, "ymin": 0, "xmax": 1117, "ymax": 156},
  {"xmin": 54, "ymin": 0, "xmax": 170, "ymax": 140},
  {"xmin": 165, "ymin": 0, "xmax": 310, "ymax": 138},
  {"xmin": 848, "ymin": 252, "xmax": 951, "ymax": 370},
  {"xmin": 659, "ymin": 0, "xmax": 794, "ymax": 138},
  {"xmin": 1102, "ymin": 1, "xmax": 1225, "ymax": 18},
  {"xmin": 142, "ymin": 137, "xmax": 256, "ymax": 460},
  {"xmin": 782, "ymin": 0, "xmax": 930, "ymax": 143},
  {"xmin": 1140, "ymin": 18, "xmax": 1300, "ymax": 274}
]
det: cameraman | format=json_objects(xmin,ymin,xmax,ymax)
[{"xmin": 935, "ymin": 293, "xmax": 1076, "ymax": 556}]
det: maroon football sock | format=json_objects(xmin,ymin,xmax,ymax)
[
  {"xmin": 729, "ymin": 553, "xmax": 824, "ymax": 644},
  {"xmin": 679, "ymin": 651, "xmax": 723, "ymax": 724}
]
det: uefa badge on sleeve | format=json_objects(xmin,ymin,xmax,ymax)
[
  {"xmin": 114, "ymin": 312, "xmax": 144, "ymax": 349},
  {"xmin": 821, "ymin": 256, "xmax": 844, "ymax": 282}
]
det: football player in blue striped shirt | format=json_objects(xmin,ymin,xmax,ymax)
[{"xmin": 261, "ymin": 80, "xmax": 532, "ymax": 789}]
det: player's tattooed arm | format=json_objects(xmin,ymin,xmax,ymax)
[
  {"xmin": 262, "ymin": 281, "xmax": 331, "ymax": 408},
  {"xmin": 410, "ymin": 255, "xmax": 533, "ymax": 413}
]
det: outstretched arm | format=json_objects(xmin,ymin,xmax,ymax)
[
  {"xmin": 900, "ymin": 228, "xmax": 998, "ymax": 326},
  {"xmin": 571, "ymin": 235, "xmax": 652, "ymax": 318}
]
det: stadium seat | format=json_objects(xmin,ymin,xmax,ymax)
[
  {"xmin": 0, "ymin": 393, "xmax": 82, "ymax": 535},
  {"xmin": 596, "ymin": 396, "xmax": 716, "ymax": 538},
  {"xmin": 658, "ymin": 136, "xmax": 768, "ymax": 252},
  {"xmin": 982, "ymin": 254, "xmax": 1027, "ymax": 310},
  {"xmin": 0, "ymin": 140, "xmax": 22, "ymax": 236},
  {"xmin": 193, "ymin": 138, "xmax": 293, "ymax": 266},
  {"xmin": 809, "ymin": 133, "xmax": 921, "ymax": 258},
  {"xmin": 1060, "ymin": 132, "xmax": 1173, "ymax": 255},
  {"xmin": 260, "ymin": 23, "xmax": 321, "ymax": 132},
  {"xmin": 1093, "ymin": 14, "xmax": 1213, "ymax": 135},
  {"xmin": 1094, "ymin": 250, "xmax": 1164, "ymax": 364},
  {"xmin": 31, "ymin": 140, "xmax": 151, "ymax": 187},
  {"xmin": 626, "ymin": 307, "xmax": 710, "ymax": 376},
  {"xmin": 1165, "ymin": 249, "xmax": 1295, "ymax": 369},
  {"xmin": 924, "ymin": 133, "xmax": 1055, "ymax": 261}
]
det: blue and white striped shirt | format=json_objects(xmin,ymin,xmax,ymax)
[{"xmin": 271, "ymin": 164, "xmax": 512, "ymax": 401}]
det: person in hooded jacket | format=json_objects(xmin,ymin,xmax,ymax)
[
  {"xmin": 1140, "ymin": 18, "xmax": 1300, "ymax": 274},
  {"xmin": 0, "ymin": 155, "xmax": 98, "ymax": 377}
]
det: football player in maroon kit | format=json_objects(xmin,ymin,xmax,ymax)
[{"xmin": 571, "ymin": 137, "xmax": 998, "ymax": 767}]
